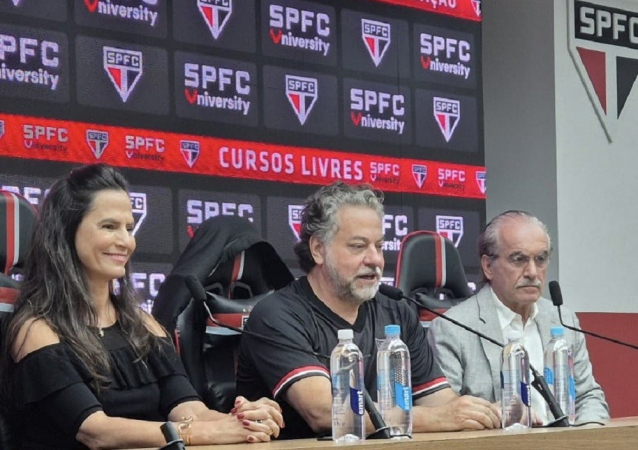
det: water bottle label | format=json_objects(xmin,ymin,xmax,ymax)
[
  {"xmin": 544, "ymin": 367, "xmax": 554, "ymax": 385},
  {"xmin": 394, "ymin": 382, "xmax": 412, "ymax": 411},
  {"xmin": 568, "ymin": 375, "xmax": 575, "ymax": 401},
  {"xmin": 349, "ymin": 387, "xmax": 364, "ymax": 416},
  {"xmin": 520, "ymin": 381, "xmax": 531, "ymax": 407}
]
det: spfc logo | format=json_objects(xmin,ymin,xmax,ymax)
[
  {"xmin": 475, "ymin": 170, "xmax": 486, "ymax": 194},
  {"xmin": 288, "ymin": 205, "xmax": 304, "ymax": 241},
  {"xmin": 285, "ymin": 75, "xmax": 318, "ymax": 125},
  {"xmin": 433, "ymin": 97, "xmax": 460, "ymax": 142},
  {"xmin": 472, "ymin": 0, "xmax": 481, "ymax": 18},
  {"xmin": 568, "ymin": 0, "xmax": 638, "ymax": 141},
  {"xmin": 436, "ymin": 215, "xmax": 464, "ymax": 247},
  {"xmin": 103, "ymin": 46, "xmax": 143, "ymax": 103},
  {"xmin": 180, "ymin": 140, "xmax": 200, "ymax": 168},
  {"xmin": 361, "ymin": 19, "xmax": 391, "ymax": 67},
  {"xmin": 412, "ymin": 164, "xmax": 427, "ymax": 189},
  {"xmin": 129, "ymin": 192, "xmax": 147, "ymax": 237},
  {"xmin": 198, "ymin": 0, "xmax": 232, "ymax": 40},
  {"xmin": 85, "ymin": 130, "xmax": 109, "ymax": 159},
  {"xmin": 0, "ymin": 120, "xmax": 4, "ymax": 140}
]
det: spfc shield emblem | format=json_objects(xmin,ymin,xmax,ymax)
[
  {"xmin": 472, "ymin": 0, "xmax": 481, "ymax": 18},
  {"xmin": 198, "ymin": 0, "xmax": 232, "ymax": 40},
  {"xmin": 475, "ymin": 171, "xmax": 486, "ymax": 194},
  {"xmin": 129, "ymin": 192, "xmax": 147, "ymax": 237},
  {"xmin": 288, "ymin": 205, "xmax": 304, "ymax": 241},
  {"xmin": 433, "ymin": 97, "xmax": 460, "ymax": 142},
  {"xmin": 103, "ymin": 46, "xmax": 143, "ymax": 103},
  {"xmin": 412, "ymin": 164, "xmax": 427, "ymax": 189},
  {"xmin": 180, "ymin": 140, "xmax": 200, "ymax": 168},
  {"xmin": 285, "ymin": 75, "xmax": 318, "ymax": 125},
  {"xmin": 85, "ymin": 130, "xmax": 109, "ymax": 159},
  {"xmin": 361, "ymin": 19, "xmax": 391, "ymax": 67},
  {"xmin": 568, "ymin": 0, "xmax": 638, "ymax": 142},
  {"xmin": 436, "ymin": 215, "xmax": 464, "ymax": 247}
]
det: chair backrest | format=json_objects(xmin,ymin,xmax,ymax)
[
  {"xmin": 176, "ymin": 245, "xmax": 284, "ymax": 412},
  {"xmin": 0, "ymin": 191, "xmax": 36, "ymax": 450},
  {"xmin": 0, "ymin": 190, "xmax": 36, "ymax": 325},
  {"xmin": 394, "ymin": 230, "xmax": 473, "ymax": 326}
]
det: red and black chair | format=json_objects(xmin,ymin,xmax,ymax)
[
  {"xmin": 0, "ymin": 190, "xmax": 36, "ymax": 450},
  {"xmin": 152, "ymin": 216, "xmax": 293, "ymax": 413},
  {"xmin": 0, "ymin": 190, "xmax": 36, "ymax": 325},
  {"xmin": 394, "ymin": 231, "xmax": 473, "ymax": 328}
]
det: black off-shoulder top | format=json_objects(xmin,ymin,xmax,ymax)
[{"xmin": 10, "ymin": 322, "xmax": 200, "ymax": 450}]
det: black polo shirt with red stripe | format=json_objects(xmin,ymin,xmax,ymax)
[{"xmin": 236, "ymin": 276, "xmax": 449, "ymax": 439}]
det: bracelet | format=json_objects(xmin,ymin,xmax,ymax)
[{"xmin": 177, "ymin": 416, "xmax": 193, "ymax": 446}]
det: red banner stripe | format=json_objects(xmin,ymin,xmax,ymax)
[
  {"xmin": 367, "ymin": 0, "xmax": 482, "ymax": 22},
  {"xmin": 0, "ymin": 113, "xmax": 486, "ymax": 200}
]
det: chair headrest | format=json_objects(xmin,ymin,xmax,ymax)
[
  {"xmin": 204, "ymin": 246, "xmax": 271, "ymax": 299},
  {"xmin": 0, "ymin": 191, "xmax": 36, "ymax": 275},
  {"xmin": 395, "ymin": 231, "xmax": 472, "ymax": 299}
]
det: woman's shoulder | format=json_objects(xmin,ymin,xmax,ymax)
[
  {"xmin": 138, "ymin": 309, "xmax": 168, "ymax": 338},
  {"xmin": 12, "ymin": 317, "xmax": 61, "ymax": 363}
]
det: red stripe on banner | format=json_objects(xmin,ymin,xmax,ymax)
[
  {"xmin": 367, "ymin": 0, "xmax": 482, "ymax": 22},
  {"xmin": 2, "ymin": 192, "xmax": 16, "ymax": 274},
  {"xmin": 0, "ymin": 113, "xmax": 486, "ymax": 200}
]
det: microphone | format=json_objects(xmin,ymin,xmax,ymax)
[
  {"xmin": 378, "ymin": 283, "xmax": 570, "ymax": 428},
  {"xmin": 183, "ymin": 275, "xmax": 391, "ymax": 439},
  {"xmin": 158, "ymin": 422, "xmax": 185, "ymax": 450},
  {"xmin": 549, "ymin": 281, "xmax": 638, "ymax": 351}
]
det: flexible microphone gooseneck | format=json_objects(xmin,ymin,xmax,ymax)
[
  {"xmin": 378, "ymin": 283, "xmax": 570, "ymax": 428},
  {"xmin": 158, "ymin": 422, "xmax": 185, "ymax": 450},
  {"xmin": 549, "ymin": 281, "xmax": 638, "ymax": 351},
  {"xmin": 183, "ymin": 275, "xmax": 392, "ymax": 440}
]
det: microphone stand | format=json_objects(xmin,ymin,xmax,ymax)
[
  {"xmin": 158, "ymin": 422, "xmax": 185, "ymax": 450},
  {"xmin": 549, "ymin": 281, "xmax": 638, "ymax": 350},
  {"xmin": 378, "ymin": 285, "xmax": 569, "ymax": 427},
  {"xmin": 189, "ymin": 276, "xmax": 392, "ymax": 439}
]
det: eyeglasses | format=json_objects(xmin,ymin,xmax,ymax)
[{"xmin": 491, "ymin": 252, "xmax": 550, "ymax": 269}]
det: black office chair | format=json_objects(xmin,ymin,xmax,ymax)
[
  {"xmin": 152, "ymin": 216, "xmax": 293, "ymax": 413},
  {"xmin": 0, "ymin": 190, "xmax": 37, "ymax": 450},
  {"xmin": 394, "ymin": 230, "xmax": 473, "ymax": 327}
]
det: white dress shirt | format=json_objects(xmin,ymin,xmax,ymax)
[{"xmin": 490, "ymin": 286, "xmax": 548, "ymax": 424}]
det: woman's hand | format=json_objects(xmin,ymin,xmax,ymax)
[
  {"xmin": 187, "ymin": 413, "xmax": 273, "ymax": 444},
  {"xmin": 231, "ymin": 395, "xmax": 284, "ymax": 436}
]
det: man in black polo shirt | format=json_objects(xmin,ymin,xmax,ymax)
[{"xmin": 236, "ymin": 182, "xmax": 499, "ymax": 439}]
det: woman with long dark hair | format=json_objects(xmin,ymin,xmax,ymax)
[{"xmin": 1, "ymin": 164, "xmax": 282, "ymax": 449}]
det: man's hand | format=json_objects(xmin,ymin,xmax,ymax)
[{"xmin": 436, "ymin": 396, "xmax": 501, "ymax": 431}]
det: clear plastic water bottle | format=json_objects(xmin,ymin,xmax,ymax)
[
  {"xmin": 501, "ymin": 332, "xmax": 532, "ymax": 430},
  {"xmin": 377, "ymin": 324, "xmax": 412, "ymax": 437},
  {"xmin": 331, "ymin": 329, "xmax": 365, "ymax": 442},
  {"xmin": 544, "ymin": 326, "xmax": 576, "ymax": 424}
]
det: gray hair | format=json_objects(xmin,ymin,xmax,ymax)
[
  {"xmin": 478, "ymin": 210, "xmax": 552, "ymax": 281},
  {"xmin": 294, "ymin": 182, "xmax": 384, "ymax": 273}
]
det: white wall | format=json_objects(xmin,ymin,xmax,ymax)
[
  {"xmin": 482, "ymin": 0, "xmax": 559, "ymax": 292},
  {"xmin": 554, "ymin": 0, "xmax": 638, "ymax": 313},
  {"xmin": 484, "ymin": 0, "xmax": 638, "ymax": 313}
]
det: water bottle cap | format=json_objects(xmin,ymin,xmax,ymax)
[
  {"xmin": 384, "ymin": 324, "xmax": 400, "ymax": 336},
  {"xmin": 550, "ymin": 326, "xmax": 564, "ymax": 337},
  {"xmin": 337, "ymin": 329, "xmax": 354, "ymax": 340}
]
